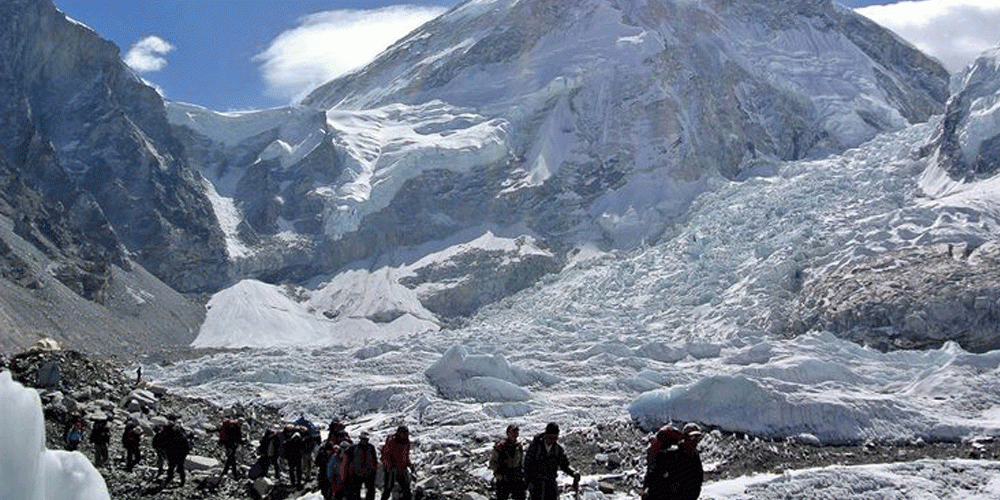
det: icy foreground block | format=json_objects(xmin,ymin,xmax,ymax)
[{"xmin": 0, "ymin": 371, "xmax": 110, "ymax": 500}]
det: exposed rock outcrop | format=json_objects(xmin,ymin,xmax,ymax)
[
  {"xmin": 787, "ymin": 243, "xmax": 1000, "ymax": 352},
  {"xmin": 0, "ymin": 0, "xmax": 229, "ymax": 293}
]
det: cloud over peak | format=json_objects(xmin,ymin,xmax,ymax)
[
  {"xmin": 856, "ymin": 0, "xmax": 1000, "ymax": 73},
  {"xmin": 255, "ymin": 5, "xmax": 446, "ymax": 105},
  {"xmin": 124, "ymin": 35, "xmax": 175, "ymax": 73}
]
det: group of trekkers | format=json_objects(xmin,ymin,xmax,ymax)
[
  {"xmin": 489, "ymin": 422, "xmax": 581, "ymax": 500},
  {"xmin": 62, "ymin": 407, "xmax": 702, "ymax": 500},
  {"xmin": 65, "ymin": 410, "xmax": 193, "ymax": 487},
  {"xmin": 488, "ymin": 420, "xmax": 704, "ymax": 500},
  {"xmin": 244, "ymin": 416, "xmax": 411, "ymax": 500}
]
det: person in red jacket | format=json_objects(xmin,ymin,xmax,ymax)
[{"xmin": 380, "ymin": 425, "xmax": 413, "ymax": 500}]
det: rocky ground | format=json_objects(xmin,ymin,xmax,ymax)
[{"xmin": 3, "ymin": 348, "xmax": 999, "ymax": 500}]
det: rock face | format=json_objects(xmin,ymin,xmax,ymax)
[
  {"xmin": 0, "ymin": 0, "xmax": 220, "ymax": 354},
  {"xmin": 0, "ymin": 0, "xmax": 228, "ymax": 294},
  {"xmin": 928, "ymin": 49, "xmax": 1000, "ymax": 180},
  {"xmin": 788, "ymin": 243, "xmax": 1000, "ymax": 352}
]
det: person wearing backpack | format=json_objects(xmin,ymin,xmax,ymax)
[
  {"xmin": 256, "ymin": 425, "xmax": 282, "ymax": 481},
  {"xmin": 642, "ymin": 423, "xmax": 703, "ymax": 500},
  {"xmin": 152, "ymin": 424, "xmax": 170, "ymax": 477},
  {"xmin": 219, "ymin": 417, "xmax": 244, "ymax": 480},
  {"xmin": 90, "ymin": 417, "xmax": 111, "ymax": 468},
  {"xmin": 490, "ymin": 424, "xmax": 526, "ymax": 500},
  {"xmin": 64, "ymin": 416, "xmax": 86, "ymax": 451},
  {"xmin": 122, "ymin": 419, "xmax": 144, "ymax": 472},
  {"xmin": 523, "ymin": 423, "xmax": 580, "ymax": 500},
  {"xmin": 283, "ymin": 425, "xmax": 306, "ymax": 489},
  {"xmin": 296, "ymin": 414, "xmax": 321, "ymax": 482},
  {"xmin": 162, "ymin": 416, "xmax": 191, "ymax": 488},
  {"xmin": 345, "ymin": 431, "xmax": 379, "ymax": 500},
  {"xmin": 380, "ymin": 425, "xmax": 413, "ymax": 500}
]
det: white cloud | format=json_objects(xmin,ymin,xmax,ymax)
[
  {"xmin": 255, "ymin": 5, "xmax": 446, "ymax": 104},
  {"xmin": 124, "ymin": 35, "xmax": 176, "ymax": 73},
  {"xmin": 856, "ymin": 0, "xmax": 1000, "ymax": 73}
]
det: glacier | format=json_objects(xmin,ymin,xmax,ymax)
[{"xmin": 154, "ymin": 117, "xmax": 1000, "ymax": 449}]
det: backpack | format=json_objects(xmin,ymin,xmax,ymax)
[
  {"xmin": 66, "ymin": 427, "xmax": 83, "ymax": 446},
  {"xmin": 123, "ymin": 425, "xmax": 142, "ymax": 447},
  {"xmin": 296, "ymin": 416, "xmax": 321, "ymax": 444},
  {"xmin": 220, "ymin": 419, "xmax": 242, "ymax": 444}
]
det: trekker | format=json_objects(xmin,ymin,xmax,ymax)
[
  {"xmin": 296, "ymin": 414, "xmax": 322, "ymax": 481},
  {"xmin": 642, "ymin": 425, "xmax": 684, "ymax": 500},
  {"xmin": 162, "ymin": 416, "xmax": 191, "ymax": 488},
  {"xmin": 326, "ymin": 441, "xmax": 351, "ymax": 500},
  {"xmin": 122, "ymin": 419, "xmax": 144, "ymax": 472},
  {"xmin": 642, "ymin": 423, "xmax": 703, "ymax": 500},
  {"xmin": 152, "ymin": 424, "xmax": 169, "ymax": 477},
  {"xmin": 258, "ymin": 425, "xmax": 282, "ymax": 481},
  {"xmin": 283, "ymin": 425, "xmax": 306, "ymax": 489},
  {"xmin": 316, "ymin": 440, "xmax": 337, "ymax": 500},
  {"xmin": 675, "ymin": 423, "xmax": 704, "ymax": 500},
  {"xmin": 345, "ymin": 431, "xmax": 379, "ymax": 500},
  {"xmin": 330, "ymin": 419, "xmax": 352, "ymax": 444},
  {"xmin": 65, "ymin": 415, "xmax": 86, "ymax": 451},
  {"xmin": 90, "ymin": 417, "xmax": 111, "ymax": 468},
  {"xmin": 490, "ymin": 424, "xmax": 526, "ymax": 500},
  {"xmin": 380, "ymin": 425, "xmax": 413, "ymax": 500},
  {"xmin": 523, "ymin": 423, "xmax": 581, "ymax": 500},
  {"xmin": 219, "ymin": 416, "xmax": 244, "ymax": 480}
]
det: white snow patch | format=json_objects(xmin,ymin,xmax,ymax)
[{"xmin": 0, "ymin": 371, "xmax": 110, "ymax": 500}]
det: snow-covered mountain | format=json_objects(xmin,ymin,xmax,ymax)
[
  {"xmin": 4, "ymin": 0, "xmax": 1000, "ymax": 496},
  {"xmin": 151, "ymin": 50, "xmax": 1000, "ymax": 457},
  {"xmin": 170, "ymin": 0, "xmax": 949, "ymax": 338}
]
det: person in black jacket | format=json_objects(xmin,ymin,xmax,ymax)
[
  {"xmin": 316, "ymin": 440, "xmax": 337, "ymax": 500},
  {"xmin": 345, "ymin": 431, "xmax": 379, "ymax": 500},
  {"xmin": 90, "ymin": 416, "xmax": 111, "ymax": 468},
  {"xmin": 523, "ymin": 423, "xmax": 580, "ymax": 500},
  {"xmin": 162, "ymin": 416, "xmax": 191, "ymax": 488},
  {"xmin": 643, "ymin": 423, "xmax": 703, "ymax": 500},
  {"xmin": 283, "ymin": 425, "xmax": 306, "ymax": 489},
  {"xmin": 675, "ymin": 423, "xmax": 704, "ymax": 500}
]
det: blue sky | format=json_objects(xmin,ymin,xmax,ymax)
[{"xmin": 54, "ymin": 0, "xmax": 999, "ymax": 111}]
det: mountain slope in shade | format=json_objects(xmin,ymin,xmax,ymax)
[{"xmin": 0, "ymin": 0, "xmax": 228, "ymax": 294}]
